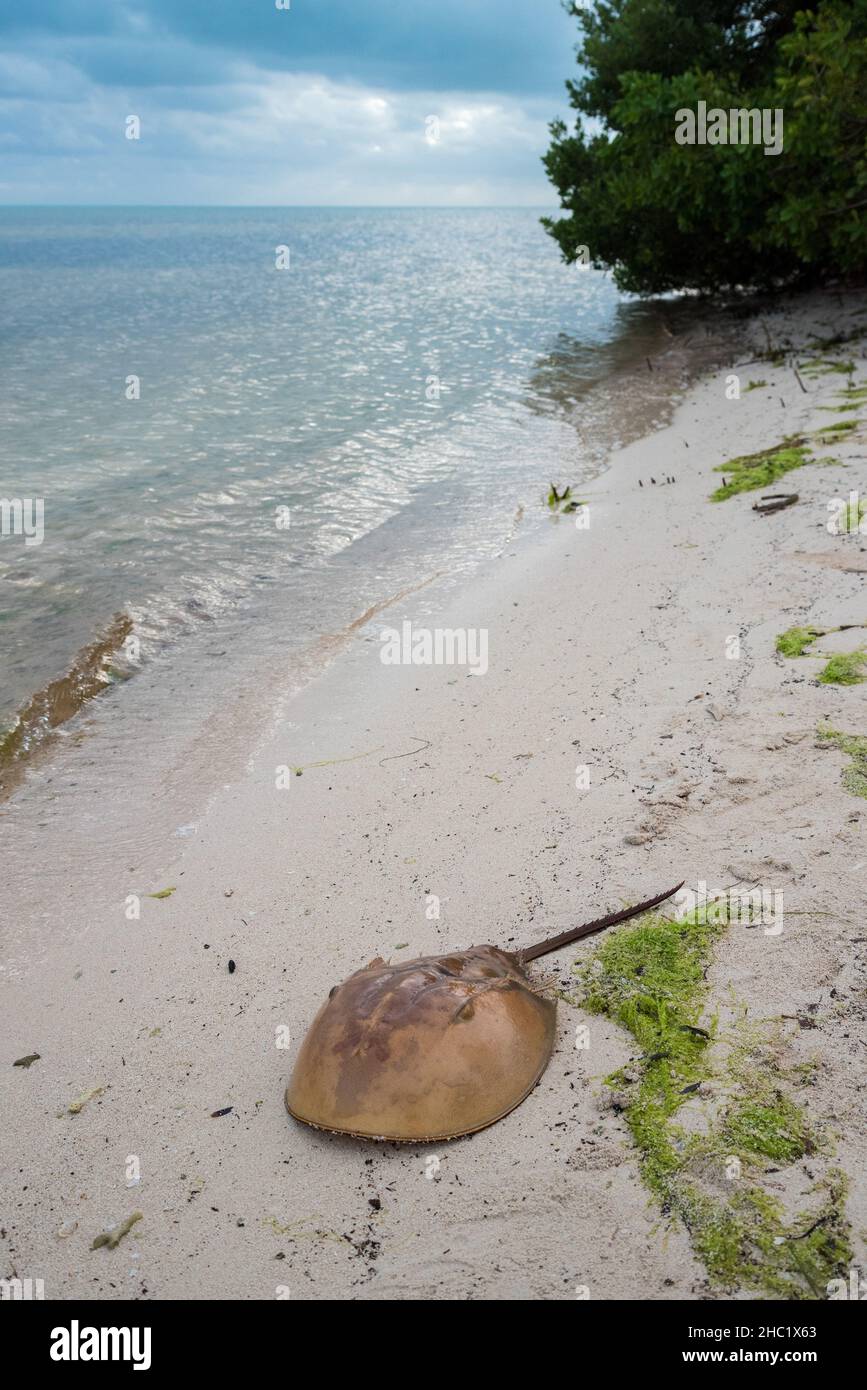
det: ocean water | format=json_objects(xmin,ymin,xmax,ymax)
[{"xmin": 0, "ymin": 206, "xmax": 707, "ymax": 823}]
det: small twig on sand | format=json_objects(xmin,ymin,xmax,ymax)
[{"xmin": 752, "ymin": 493, "xmax": 798, "ymax": 515}]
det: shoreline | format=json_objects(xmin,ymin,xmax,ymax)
[
  {"xmin": 0, "ymin": 288, "xmax": 730, "ymax": 824},
  {"xmin": 2, "ymin": 283, "xmax": 866, "ymax": 1299},
  {"xmin": 1, "ymin": 206, "xmax": 688, "ymax": 766}
]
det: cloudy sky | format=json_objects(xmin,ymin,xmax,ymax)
[{"xmin": 0, "ymin": 0, "xmax": 580, "ymax": 205}]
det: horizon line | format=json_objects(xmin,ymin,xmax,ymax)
[{"xmin": 0, "ymin": 203, "xmax": 559, "ymax": 211}]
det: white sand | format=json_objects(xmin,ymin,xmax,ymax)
[{"xmin": 2, "ymin": 287, "xmax": 866, "ymax": 1300}]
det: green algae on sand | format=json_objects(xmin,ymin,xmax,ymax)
[
  {"xmin": 711, "ymin": 437, "xmax": 816, "ymax": 501},
  {"xmin": 775, "ymin": 626, "xmax": 825, "ymax": 658},
  {"xmin": 91, "ymin": 1211, "xmax": 143, "ymax": 1251},
  {"xmin": 817, "ymin": 725, "xmax": 867, "ymax": 799},
  {"xmin": 800, "ymin": 358, "xmax": 855, "ymax": 376},
  {"xmin": 775, "ymin": 626, "xmax": 867, "ymax": 683},
  {"xmin": 819, "ymin": 650, "xmax": 867, "ymax": 686},
  {"xmin": 576, "ymin": 907, "xmax": 852, "ymax": 1298},
  {"xmin": 813, "ymin": 418, "xmax": 859, "ymax": 445}
]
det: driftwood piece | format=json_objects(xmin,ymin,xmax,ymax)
[{"xmin": 752, "ymin": 492, "xmax": 799, "ymax": 516}]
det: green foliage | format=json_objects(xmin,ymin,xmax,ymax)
[
  {"xmin": 547, "ymin": 483, "xmax": 588, "ymax": 513},
  {"xmin": 543, "ymin": 2, "xmax": 867, "ymax": 293}
]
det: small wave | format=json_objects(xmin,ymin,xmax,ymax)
[{"xmin": 0, "ymin": 611, "xmax": 133, "ymax": 797}]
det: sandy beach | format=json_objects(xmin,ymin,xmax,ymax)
[{"xmin": 2, "ymin": 285, "xmax": 866, "ymax": 1301}]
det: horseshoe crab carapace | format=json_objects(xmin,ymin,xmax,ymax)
[{"xmin": 285, "ymin": 881, "xmax": 683, "ymax": 1142}]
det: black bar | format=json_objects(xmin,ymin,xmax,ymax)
[{"xmin": 6, "ymin": 1294, "xmax": 862, "ymax": 1372}]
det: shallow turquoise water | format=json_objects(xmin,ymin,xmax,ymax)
[{"xmin": 0, "ymin": 206, "xmax": 673, "ymax": 734}]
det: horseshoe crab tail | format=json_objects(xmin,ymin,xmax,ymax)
[{"xmin": 518, "ymin": 881, "xmax": 684, "ymax": 964}]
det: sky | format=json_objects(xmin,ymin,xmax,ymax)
[{"xmin": 0, "ymin": 0, "xmax": 581, "ymax": 205}]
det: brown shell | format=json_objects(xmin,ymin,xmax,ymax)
[{"xmin": 285, "ymin": 945, "xmax": 556, "ymax": 1142}]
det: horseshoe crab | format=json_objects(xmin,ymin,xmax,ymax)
[{"xmin": 285, "ymin": 881, "xmax": 682, "ymax": 1142}]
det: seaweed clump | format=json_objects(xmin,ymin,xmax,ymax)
[
  {"xmin": 813, "ymin": 418, "xmax": 859, "ymax": 445},
  {"xmin": 818, "ymin": 650, "xmax": 867, "ymax": 686},
  {"xmin": 711, "ymin": 437, "xmax": 817, "ymax": 501},
  {"xmin": 775, "ymin": 625, "xmax": 867, "ymax": 682},
  {"xmin": 816, "ymin": 725, "xmax": 867, "ymax": 799},
  {"xmin": 775, "ymin": 626, "xmax": 824, "ymax": 657},
  {"xmin": 800, "ymin": 358, "xmax": 855, "ymax": 377},
  {"xmin": 577, "ymin": 907, "xmax": 852, "ymax": 1298}
]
